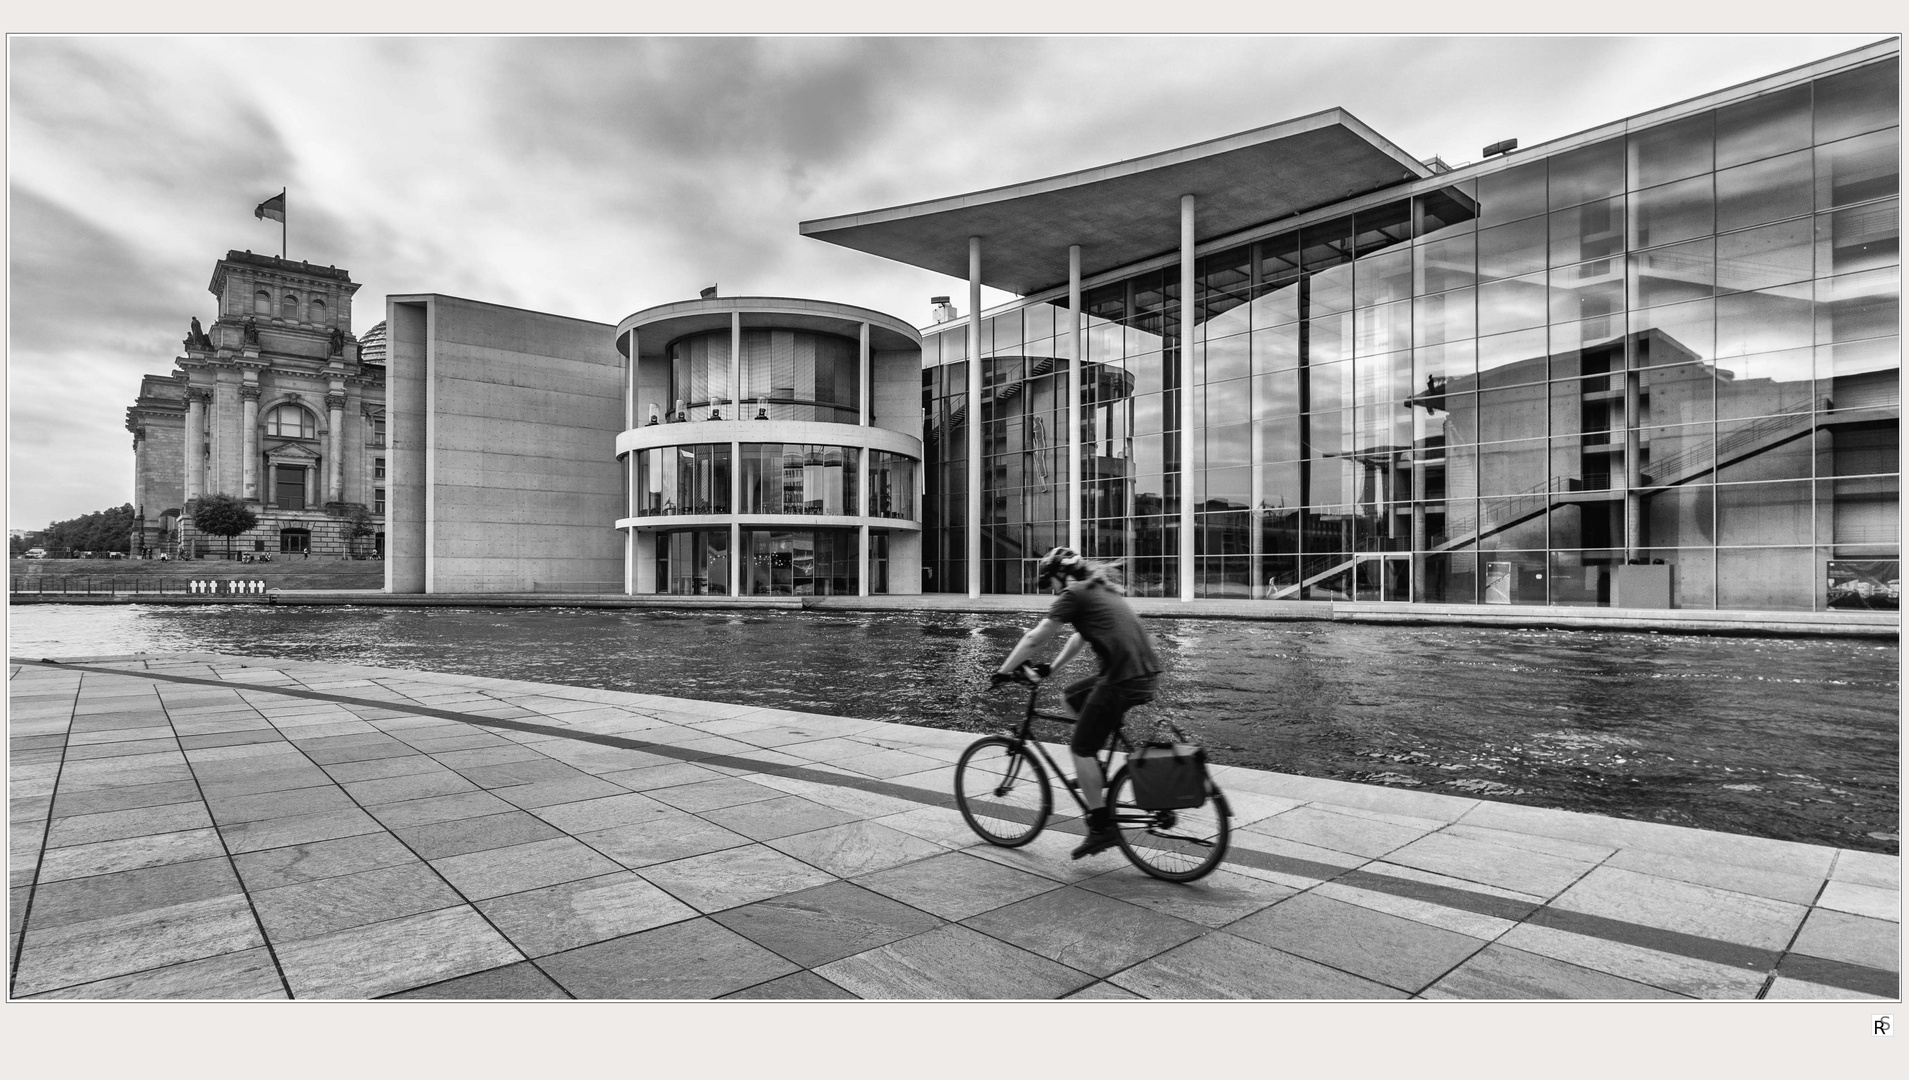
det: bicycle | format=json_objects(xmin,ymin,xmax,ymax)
[{"xmin": 953, "ymin": 665, "xmax": 1231, "ymax": 882}]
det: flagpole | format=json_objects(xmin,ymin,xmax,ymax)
[{"xmin": 281, "ymin": 188, "xmax": 287, "ymax": 260}]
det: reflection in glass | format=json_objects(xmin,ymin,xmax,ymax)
[
  {"xmin": 635, "ymin": 444, "xmax": 730, "ymax": 516},
  {"xmin": 739, "ymin": 443, "xmax": 858, "ymax": 515},
  {"xmin": 1715, "ymin": 347, "xmax": 1816, "ymax": 420},
  {"xmin": 1630, "ymin": 174, "xmax": 1715, "ymax": 249},
  {"xmin": 1816, "ymin": 267, "xmax": 1902, "ymax": 344},
  {"xmin": 655, "ymin": 529, "xmax": 730, "ymax": 595},
  {"xmin": 1478, "ymin": 273, "xmax": 1549, "ymax": 336},
  {"xmin": 741, "ymin": 528, "xmax": 859, "ymax": 596},
  {"xmin": 1813, "ymin": 59, "xmax": 1901, "ymax": 145},
  {"xmin": 1415, "ymin": 233, "xmax": 1477, "ymax": 294},
  {"xmin": 1551, "ymin": 261, "xmax": 1625, "ymax": 324},
  {"xmin": 1816, "ymin": 198, "xmax": 1900, "ymax": 276},
  {"xmin": 1630, "ymin": 111, "xmax": 1714, "ymax": 189},
  {"xmin": 1476, "ymin": 160, "xmax": 1549, "ymax": 228},
  {"xmin": 1629, "ymin": 238, "xmax": 1715, "ymax": 309},
  {"xmin": 1715, "ymin": 284, "xmax": 1814, "ymax": 357},
  {"xmin": 1550, "ymin": 196, "xmax": 1625, "ymax": 266},
  {"xmin": 1815, "ymin": 128, "xmax": 1901, "ymax": 210},
  {"xmin": 1717, "ymin": 217, "xmax": 1815, "ymax": 293},
  {"xmin": 1716, "ymin": 149, "xmax": 1813, "ymax": 233},
  {"xmin": 1716, "ymin": 83, "xmax": 1812, "ymax": 169},
  {"xmin": 1478, "ymin": 216, "xmax": 1549, "ymax": 279},
  {"xmin": 1548, "ymin": 138, "xmax": 1625, "ymax": 209}
]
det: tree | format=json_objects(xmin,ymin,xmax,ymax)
[
  {"xmin": 40, "ymin": 505, "xmax": 134, "ymax": 556},
  {"xmin": 187, "ymin": 494, "xmax": 257, "ymax": 560},
  {"xmin": 341, "ymin": 505, "xmax": 376, "ymax": 558}
]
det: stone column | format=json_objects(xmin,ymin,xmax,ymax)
[
  {"xmin": 326, "ymin": 391, "xmax": 347, "ymax": 503},
  {"xmin": 730, "ymin": 313, "xmax": 742, "ymax": 421},
  {"xmin": 184, "ymin": 389, "xmax": 207, "ymax": 502},
  {"xmin": 1179, "ymin": 194, "xmax": 1197, "ymax": 602},
  {"xmin": 859, "ymin": 321, "xmax": 870, "ymax": 427},
  {"xmin": 968, "ymin": 236, "xmax": 983, "ymax": 599},
  {"xmin": 239, "ymin": 385, "xmax": 261, "ymax": 500}
]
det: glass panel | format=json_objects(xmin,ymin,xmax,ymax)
[
  {"xmin": 1415, "ymin": 183, "xmax": 1479, "ymax": 243},
  {"xmin": 1817, "ymin": 336, "xmax": 1900, "ymax": 382},
  {"xmin": 1816, "ymin": 266, "xmax": 1902, "ymax": 345},
  {"xmin": 1631, "ymin": 298, "xmax": 1714, "ymax": 368},
  {"xmin": 1629, "ymin": 111, "xmax": 1714, "ymax": 189},
  {"xmin": 1309, "ymin": 312, "xmax": 1353, "ymax": 365},
  {"xmin": 1816, "ymin": 197, "xmax": 1900, "ymax": 276},
  {"xmin": 1353, "ymin": 201, "xmax": 1413, "ymax": 255},
  {"xmin": 1549, "ymin": 196, "xmax": 1625, "ymax": 266},
  {"xmin": 1478, "ymin": 273, "xmax": 1549, "ymax": 336},
  {"xmin": 1716, "ymin": 83, "xmax": 1813, "ymax": 169},
  {"xmin": 1629, "ymin": 238, "xmax": 1715, "ymax": 309},
  {"xmin": 1475, "ymin": 160, "xmax": 1548, "ymax": 228},
  {"xmin": 1641, "ymin": 361, "xmax": 1715, "ymax": 426},
  {"xmin": 1717, "ymin": 481, "xmax": 1813, "ymax": 545},
  {"xmin": 1717, "ymin": 217, "xmax": 1815, "ymax": 293},
  {"xmin": 1548, "ymin": 138, "xmax": 1625, "ymax": 209},
  {"xmin": 1716, "ymin": 417, "xmax": 1815, "ymax": 483},
  {"xmin": 1310, "ymin": 361, "xmax": 1354, "ymax": 414},
  {"xmin": 1716, "ymin": 283, "xmax": 1814, "ymax": 357},
  {"xmin": 1630, "ymin": 174, "xmax": 1715, "ymax": 249},
  {"xmin": 1551, "ymin": 261, "xmax": 1626, "ymax": 325},
  {"xmin": 1822, "ymin": 421, "xmax": 1900, "ymax": 478},
  {"xmin": 1353, "ymin": 300, "xmax": 1412, "ymax": 357},
  {"xmin": 1477, "ymin": 329, "xmax": 1550, "ymax": 388},
  {"xmin": 1413, "ymin": 287, "xmax": 1474, "ymax": 346},
  {"xmin": 1477, "ymin": 216, "xmax": 1548, "ymax": 279},
  {"xmin": 1716, "ymin": 149, "xmax": 1814, "ymax": 232},
  {"xmin": 1354, "ymin": 247, "xmax": 1413, "ymax": 308},
  {"xmin": 1813, "ymin": 58, "xmax": 1901, "ymax": 144},
  {"xmin": 1253, "ymin": 368, "xmax": 1302, "ymax": 421},
  {"xmin": 1252, "ymin": 323, "xmax": 1302, "ymax": 374},
  {"xmin": 1205, "ymin": 377, "xmax": 1252, "ymax": 429},
  {"xmin": 1476, "ymin": 386, "xmax": 1548, "ymax": 443},
  {"xmin": 1414, "ymin": 339, "xmax": 1476, "ymax": 389},
  {"xmin": 1715, "ymin": 347, "xmax": 1817, "ymax": 421},
  {"xmin": 1475, "ymin": 437, "xmax": 1548, "ymax": 495},
  {"xmin": 1716, "ymin": 546, "xmax": 1815, "ymax": 611},
  {"xmin": 1644, "ymin": 487, "xmax": 1712, "ymax": 549},
  {"xmin": 1203, "ymin": 330, "xmax": 1250, "ymax": 383},
  {"xmin": 1415, "ymin": 233, "xmax": 1477, "ymax": 294},
  {"xmin": 1815, "ymin": 127, "xmax": 1901, "ymax": 210},
  {"xmin": 1356, "ymin": 349, "xmax": 1413, "ymax": 407}
]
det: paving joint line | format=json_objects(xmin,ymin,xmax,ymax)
[
  {"xmin": 15, "ymin": 657, "xmax": 1899, "ymax": 999},
  {"xmin": 7, "ymin": 669, "xmax": 83, "ymax": 998}
]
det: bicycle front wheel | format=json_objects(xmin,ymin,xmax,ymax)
[
  {"xmin": 954, "ymin": 736, "xmax": 1051, "ymax": 846},
  {"xmin": 1107, "ymin": 767, "xmax": 1230, "ymax": 882}
]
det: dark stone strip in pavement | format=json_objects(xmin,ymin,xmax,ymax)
[
  {"xmin": 25, "ymin": 659, "xmax": 1900, "ymax": 997},
  {"xmin": 1771, "ymin": 951, "xmax": 1901, "ymax": 998}
]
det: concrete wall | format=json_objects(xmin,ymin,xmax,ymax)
[
  {"xmin": 870, "ymin": 348, "xmax": 920, "ymax": 438},
  {"xmin": 387, "ymin": 295, "xmax": 625, "ymax": 593},
  {"xmin": 386, "ymin": 301, "xmax": 429, "ymax": 593}
]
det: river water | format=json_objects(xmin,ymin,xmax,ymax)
[{"xmin": 7, "ymin": 603, "xmax": 1899, "ymax": 854}]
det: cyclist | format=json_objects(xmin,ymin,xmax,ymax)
[{"xmin": 992, "ymin": 546, "xmax": 1161, "ymax": 859}]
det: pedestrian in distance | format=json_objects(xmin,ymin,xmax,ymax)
[{"xmin": 992, "ymin": 546, "xmax": 1163, "ymax": 859}]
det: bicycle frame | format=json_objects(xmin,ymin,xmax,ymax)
[{"xmin": 994, "ymin": 677, "xmax": 1144, "ymax": 826}]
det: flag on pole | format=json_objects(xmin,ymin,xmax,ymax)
[{"xmin": 254, "ymin": 190, "xmax": 286, "ymax": 222}]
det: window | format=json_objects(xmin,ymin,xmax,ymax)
[
  {"xmin": 266, "ymin": 404, "xmax": 315, "ymax": 439},
  {"xmin": 309, "ymin": 298, "xmax": 326, "ymax": 322},
  {"xmin": 276, "ymin": 466, "xmax": 307, "ymax": 510},
  {"xmin": 374, "ymin": 457, "xmax": 386, "ymax": 480},
  {"xmin": 281, "ymin": 293, "xmax": 298, "ymax": 319},
  {"xmin": 374, "ymin": 488, "xmax": 385, "ymax": 515},
  {"xmin": 279, "ymin": 528, "xmax": 310, "ymax": 554},
  {"xmin": 368, "ymin": 410, "xmax": 386, "ymax": 448},
  {"xmin": 254, "ymin": 290, "xmax": 272, "ymax": 314}
]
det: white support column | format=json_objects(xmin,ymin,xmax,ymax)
[
  {"xmin": 967, "ymin": 235, "xmax": 983, "ymax": 599},
  {"xmin": 730, "ymin": 440, "xmax": 742, "ymax": 597},
  {"xmin": 625, "ymin": 452, "xmax": 637, "ymax": 595},
  {"xmin": 1179, "ymin": 194, "xmax": 1197, "ymax": 602},
  {"xmin": 859, "ymin": 321, "xmax": 870, "ymax": 426},
  {"xmin": 730, "ymin": 313, "xmax": 742, "ymax": 419},
  {"xmin": 625, "ymin": 330, "xmax": 637, "ymax": 431},
  {"xmin": 1068, "ymin": 244, "xmax": 1083, "ymax": 552},
  {"xmin": 859, "ymin": 524, "xmax": 870, "ymax": 596}
]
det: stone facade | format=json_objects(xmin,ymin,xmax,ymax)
[{"xmin": 126, "ymin": 251, "xmax": 386, "ymax": 559}]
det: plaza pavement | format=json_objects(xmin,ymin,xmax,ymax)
[{"xmin": 6, "ymin": 651, "xmax": 1899, "ymax": 1001}]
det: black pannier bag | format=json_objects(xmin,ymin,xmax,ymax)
[{"xmin": 1127, "ymin": 725, "xmax": 1208, "ymax": 810}]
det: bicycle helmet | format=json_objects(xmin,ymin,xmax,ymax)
[{"xmin": 1036, "ymin": 546, "xmax": 1085, "ymax": 590}]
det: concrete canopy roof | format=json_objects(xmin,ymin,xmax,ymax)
[{"xmin": 800, "ymin": 108, "xmax": 1431, "ymax": 297}]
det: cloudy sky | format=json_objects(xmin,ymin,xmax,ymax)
[{"xmin": 5, "ymin": 33, "xmax": 1884, "ymax": 530}]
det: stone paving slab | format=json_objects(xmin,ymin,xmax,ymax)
[{"xmin": 6, "ymin": 650, "xmax": 1900, "ymax": 1001}]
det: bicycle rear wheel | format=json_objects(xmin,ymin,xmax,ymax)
[
  {"xmin": 954, "ymin": 736, "xmax": 1052, "ymax": 846},
  {"xmin": 1107, "ymin": 767, "xmax": 1230, "ymax": 882}
]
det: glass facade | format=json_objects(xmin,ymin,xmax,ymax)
[
  {"xmin": 633, "ymin": 443, "xmax": 730, "ymax": 516},
  {"xmin": 742, "ymin": 528, "xmax": 859, "ymax": 595},
  {"xmin": 920, "ymin": 55, "xmax": 1900, "ymax": 612},
  {"xmin": 739, "ymin": 444, "xmax": 859, "ymax": 515},
  {"xmin": 669, "ymin": 328, "xmax": 860, "ymax": 423},
  {"xmin": 654, "ymin": 528, "xmax": 731, "ymax": 595}
]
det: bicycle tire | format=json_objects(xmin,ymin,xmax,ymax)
[
  {"xmin": 954, "ymin": 736, "xmax": 1052, "ymax": 847},
  {"xmin": 1107, "ymin": 766, "xmax": 1230, "ymax": 882}
]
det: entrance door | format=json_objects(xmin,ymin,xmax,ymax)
[{"xmin": 1352, "ymin": 553, "xmax": 1410, "ymax": 602}]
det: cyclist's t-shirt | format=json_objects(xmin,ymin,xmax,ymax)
[{"xmin": 1049, "ymin": 581, "xmax": 1160, "ymax": 685}]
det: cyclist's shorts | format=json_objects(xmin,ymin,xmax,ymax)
[{"xmin": 1063, "ymin": 674, "xmax": 1159, "ymax": 756}]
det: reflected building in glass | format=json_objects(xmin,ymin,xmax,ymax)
[
  {"xmin": 805, "ymin": 41, "xmax": 1899, "ymax": 613},
  {"xmin": 614, "ymin": 297, "xmax": 925, "ymax": 596}
]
